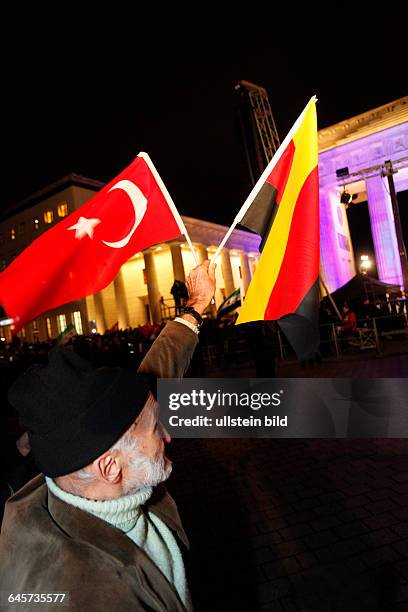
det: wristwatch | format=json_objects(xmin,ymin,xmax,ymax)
[{"xmin": 181, "ymin": 306, "xmax": 204, "ymax": 329}]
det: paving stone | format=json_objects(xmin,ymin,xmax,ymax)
[
  {"xmin": 263, "ymin": 557, "xmax": 301, "ymax": 580},
  {"xmin": 275, "ymin": 540, "xmax": 307, "ymax": 559},
  {"xmin": 361, "ymin": 527, "xmax": 401, "ymax": 547},
  {"xmin": 394, "ymin": 584, "xmax": 408, "ymax": 603},
  {"xmin": 279, "ymin": 525, "xmax": 313, "ymax": 541},
  {"xmin": 302, "ymin": 530, "xmax": 338, "ymax": 550},
  {"xmin": 334, "ymin": 521, "xmax": 370, "ymax": 538},
  {"xmin": 295, "ymin": 552, "xmax": 318, "ymax": 570},
  {"xmin": 258, "ymin": 578, "xmax": 292, "ymax": 603},
  {"xmin": 363, "ymin": 512, "xmax": 401, "ymax": 530},
  {"xmin": 360, "ymin": 545, "xmax": 403, "ymax": 568},
  {"xmin": 169, "ymin": 432, "xmax": 408, "ymax": 611},
  {"xmin": 394, "ymin": 540, "xmax": 408, "ymax": 559},
  {"xmin": 311, "ymin": 516, "xmax": 342, "ymax": 532},
  {"xmin": 393, "ymin": 523, "xmax": 408, "ymax": 538}
]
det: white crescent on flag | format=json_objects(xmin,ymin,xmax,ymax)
[{"xmin": 101, "ymin": 179, "xmax": 148, "ymax": 249}]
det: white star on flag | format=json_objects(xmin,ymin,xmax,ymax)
[{"xmin": 68, "ymin": 216, "xmax": 101, "ymax": 239}]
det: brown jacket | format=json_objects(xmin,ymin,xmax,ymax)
[{"xmin": 0, "ymin": 321, "xmax": 198, "ymax": 611}]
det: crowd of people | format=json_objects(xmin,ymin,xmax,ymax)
[
  {"xmin": 1, "ymin": 293, "xmax": 406, "ymax": 381},
  {"xmin": 318, "ymin": 294, "xmax": 408, "ymax": 353}
]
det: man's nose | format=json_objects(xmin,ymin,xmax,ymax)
[{"xmin": 159, "ymin": 421, "xmax": 171, "ymax": 444}]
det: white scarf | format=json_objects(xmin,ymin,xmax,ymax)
[{"xmin": 46, "ymin": 477, "xmax": 191, "ymax": 610}]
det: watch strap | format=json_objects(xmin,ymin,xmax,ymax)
[{"xmin": 181, "ymin": 307, "xmax": 204, "ymax": 328}]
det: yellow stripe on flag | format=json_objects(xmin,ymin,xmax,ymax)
[{"xmin": 237, "ymin": 100, "xmax": 318, "ymax": 324}]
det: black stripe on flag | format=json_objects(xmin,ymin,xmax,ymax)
[{"xmin": 239, "ymin": 182, "xmax": 279, "ymax": 252}]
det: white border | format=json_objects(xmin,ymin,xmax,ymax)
[{"xmin": 138, "ymin": 152, "xmax": 199, "ymax": 263}]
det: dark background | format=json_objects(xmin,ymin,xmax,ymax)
[{"xmin": 2, "ymin": 5, "xmax": 407, "ymax": 235}]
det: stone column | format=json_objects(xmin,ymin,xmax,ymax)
[
  {"xmin": 221, "ymin": 248, "xmax": 235, "ymax": 296},
  {"xmin": 93, "ymin": 292, "xmax": 107, "ymax": 333},
  {"xmin": 143, "ymin": 251, "xmax": 161, "ymax": 324},
  {"xmin": 170, "ymin": 243, "xmax": 186, "ymax": 282},
  {"xmin": 319, "ymin": 187, "xmax": 356, "ymax": 293},
  {"xmin": 196, "ymin": 244, "xmax": 208, "ymax": 263},
  {"xmin": 36, "ymin": 317, "xmax": 48, "ymax": 342},
  {"xmin": 366, "ymin": 175, "xmax": 403, "ymax": 286},
  {"xmin": 239, "ymin": 252, "xmax": 252, "ymax": 293},
  {"xmin": 114, "ymin": 270, "xmax": 130, "ymax": 329},
  {"xmin": 79, "ymin": 301, "xmax": 90, "ymax": 335}
]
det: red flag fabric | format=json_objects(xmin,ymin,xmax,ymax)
[
  {"xmin": 0, "ymin": 153, "xmax": 185, "ymax": 331},
  {"xmin": 236, "ymin": 98, "xmax": 320, "ymax": 361}
]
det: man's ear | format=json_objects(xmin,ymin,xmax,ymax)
[{"xmin": 93, "ymin": 452, "xmax": 122, "ymax": 484}]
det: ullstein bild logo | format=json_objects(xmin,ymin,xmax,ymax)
[{"xmin": 167, "ymin": 413, "xmax": 288, "ymax": 428}]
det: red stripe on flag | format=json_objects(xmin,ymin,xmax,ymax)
[
  {"xmin": 266, "ymin": 139, "xmax": 296, "ymax": 204},
  {"xmin": 264, "ymin": 165, "xmax": 319, "ymax": 319}
]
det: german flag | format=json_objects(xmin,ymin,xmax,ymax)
[{"xmin": 236, "ymin": 97, "xmax": 319, "ymax": 361}]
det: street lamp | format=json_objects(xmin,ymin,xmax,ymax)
[{"xmin": 360, "ymin": 254, "xmax": 371, "ymax": 275}]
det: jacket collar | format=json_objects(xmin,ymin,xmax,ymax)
[
  {"xmin": 14, "ymin": 475, "xmax": 188, "ymax": 611},
  {"xmin": 45, "ymin": 477, "xmax": 189, "ymax": 551}
]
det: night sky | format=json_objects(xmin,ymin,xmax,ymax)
[{"xmin": 2, "ymin": 6, "xmax": 407, "ymax": 231}]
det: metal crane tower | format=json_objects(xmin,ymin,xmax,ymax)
[{"xmin": 235, "ymin": 80, "xmax": 280, "ymax": 183}]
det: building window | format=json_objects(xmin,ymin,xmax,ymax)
[
  {"xmin": 46, "ymin": 317, "xmax": 52, "ymax": 339},
  {"xmin": 33, "ymin": 218, "xmax": 40, "ymax": 230},
  {"xmin": 72, "ymin": 311, "xmax": 83, "ymax": 335},
  {"xmin": 44, "ymin": 210, "xmax": 54, "ymax": 224},
  {"xmin": 57, "ymin": 314, "xmax": 67, "ymax": 334},
  {"xmin": 18, "ymin": 222, "xmax": 25, "ymax": 236},
  {"xmin": 57, "ymin": 201, "xmax": 69, "ymax": 217},
  {"xmin": 32, "ymin": 320, "xmax": 39, "ymax": 336},
  {"xmin": 10, "ymin": 228, "xmax": 16, "ymax": 240},
  {"xmin": 337, "ymin": 232, "xmax": 351, "ymax": 252}
]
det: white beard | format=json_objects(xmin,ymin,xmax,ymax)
[{"xmin": 125, "ymin": 452, "xmax": 172, "ymax": 494}]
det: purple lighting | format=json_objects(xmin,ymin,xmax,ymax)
[
  {"xmin": 366, "ymin": 175, "xmax": 403, "ymax": 286},
  {"xmin": 319, "ymin": 188, "xmax": 355, "ymax": 292},
  {"xmin": 318, "ymin": 119, "xmax": 408, "ymax": 292}
]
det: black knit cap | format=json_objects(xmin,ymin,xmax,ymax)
[{"xmin": 8, "ymin": 347, "xmax": 153, "ymax": 477}]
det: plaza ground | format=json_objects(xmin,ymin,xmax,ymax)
[{"xmin": 168, "ymin": 350, "xmax": 408, "ymax": 611}]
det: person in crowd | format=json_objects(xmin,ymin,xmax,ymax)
[
  {"xmin": 359, "ymin": 297, "xmax": 377, "ymax": 323},
  {"xmin": 171, "ymin": 280, "xmax": 189, "ymax": 315},
  {"xmin": 341, "ymin": 303, "xmax": 357, "ymax": 334},
  {"xmin": 0, "ymin": 261, "xmax": 216, "ymax": 612},
  {"xmin": 342, "ymin": 303, "xmax": 356, "ymax": 330},
  {"xmin": 244, "ymin": 320, "xmax": 276, "ymax": 377},
  {"xmin": 319, "ymin": 298, "xmax": 338, "ymax": 355}
]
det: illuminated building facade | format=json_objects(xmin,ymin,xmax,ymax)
[
  {"xmin": 0, "ymin": 175, "xmax": 260, "ymax": 341},
  {"xmin": 2, "ymin": 96, "xmax": 407, "ymax": 341},
  {"xmin": 319, "ymin": 95, "xmax": 408, "ymax": 291}
]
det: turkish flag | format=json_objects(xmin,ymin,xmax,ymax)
[{"xmin": 0, "ymin": 153, "xmax": 185, "ymax": 331}]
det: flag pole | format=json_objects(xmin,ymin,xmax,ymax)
[
  {"xmin": 138, "ymin": 152, "xmax": 199, "ymax": 264},
  {"xmin": 182, "ymin": 232, "xmax": 199, "ymax": 265},
  {"xmin": 210, "ymin": 96, "xmax": 317, "ymax": 264},
  {"xmin": 319, "ymin": 274, "xmax": 342, "ymax": 321}
]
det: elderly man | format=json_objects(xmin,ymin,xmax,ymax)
[{"xmin": 0, "ymin": 260, "xmax": 216, "ymax": 611}]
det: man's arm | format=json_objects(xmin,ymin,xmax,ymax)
[{"xmin": 138, "ymin": 260, "xmax": 216, "ymax": 379}]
